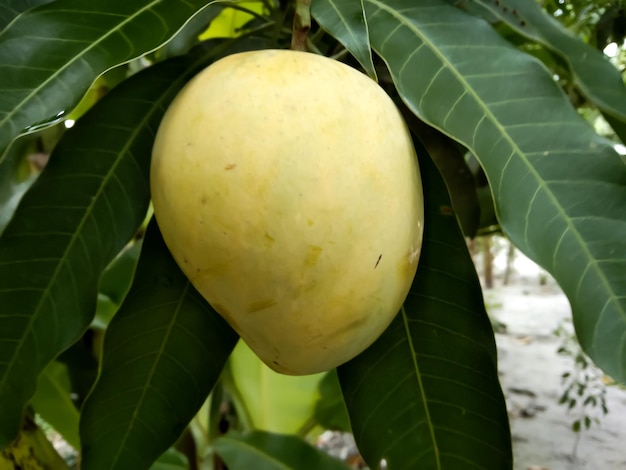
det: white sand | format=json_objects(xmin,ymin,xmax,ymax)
[{"xmin": 483, "ymin": 246, "xmax": 626, "ymax": 470}]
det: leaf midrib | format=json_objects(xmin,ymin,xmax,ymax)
[
  {"xmin": 400, "ymin": 305, "xmax": 441, "ymax": 469},
  {"xmin": 0, "ymin": 56, "xmax": 177, "ymax": 398},
  {"xmin": 0, "ymin": 0, "xmax": 161, "ymax": 133},
  {"xmin": 108, "ymin": 282, "xmax": 190, "ymax": 468},
  {"xmin": 366, "ymin": 0, "xmax": 624, "ymax": 328}
]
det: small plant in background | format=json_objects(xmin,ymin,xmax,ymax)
[{"xmin": 554, "ymin": 323, "xmax": 609, "ymax": 460}]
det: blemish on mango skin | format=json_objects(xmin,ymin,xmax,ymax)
[
  {"xmin": 305, "ymin": 245, "xmax": 322, "ymax": 266},
  {"xmin": 398, "ymin": 246, "xmax": 421, "ymax": 280},
  {"xmin": 247, "ymin": 299, "xmax": 277, "ymax": 313},
  {"xmin": 225, "ymin": 163, "xmax": 237, "ymax": 170}
]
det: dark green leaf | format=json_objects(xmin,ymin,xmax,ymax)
[
  {"xmin": 311, "ymin": 0, "xmax": 376, "ymax": 79},
  {"xmin": 0, "ymin": 0, "xmax": 54, "ymax": 30},
  {"xmin": 314, "ymin": 370, "xmax": 351, "ymax": 433},
  {"xmin": 157, "ymin": 4, "xmax": 222, "ymax": 59},
  {"xmin": 56, "ymin": 328, "xmax": 100, "ymax": 407},
  {"xmin": 0, "ymin": 54, "xmax": 195, "ymax": 449},
  {"xmin": 213, "ymin": 431, "xmax": 351, "ymax": 470},
  {"xmin": 466, "ymin": 0, "xmax": 626, "ymax": 122},
  {"xmin": 0, "ymin": 0, "xmax": 218, "ymax": 157},
  {"xmin": 339, "ymin": 142, "xmax": 512, "ymax": 469},
  {"xmin": 365, "ymin": 0, "xmax": 626, "ymax": 383},
  {"xmin": 80, "ymin": 218, "xmax": 238, "ymax": 470},
  {"xmin": 401, "ymin": 109, "xmax": 480, "ymax": 237}
]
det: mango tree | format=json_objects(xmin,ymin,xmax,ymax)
[{"xmin": 0, "ymin": 0, "xmax": 625, "ymax": 469}]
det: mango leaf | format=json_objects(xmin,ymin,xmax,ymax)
[
  {"xmin": 365, "ymin": 0, "xmax": 626, "ymax": 382},
  {"xmin": 99, "ymin": 241, "xmax": 142, "ymax": 306},
  {"xmin": 31, "ymin": 361, "xmax": 80, "ymax": 449},
  {"xmin": 213, "ymin": 431, "xmax": 350, "ymax": 470},
  {"xmin": 80, "ymin": 218, "xmax": 238, "ymax": 470},
  {"xmin": 313, "ymin": 370, "xmax": 351, "ymax": 433},
  {"xmin": 339, "ymin": 140, "xmax": 511, "ymax": 469},
  {"xmin": 465, "ymin": 0, "xmax": 626, "ymax": 122},
  {"xmin": 0, "ymin": 0, "xmax": 53, "ymax": 30},
  {"xmin": 226, "ymin": 340, "xmax": 324, "ymax": 435},
  {"xmin": 93, "ymin": 241, "xmax": 143, "ymax": 328},
  {"xmin": 200, "ymin": 1, "xmax": 267, "ymax": 40},
  {"xmin": 401, "ymin": 107, "xmax": 480, "ymax": 237},
  {"xmin": 311, "ymin": 0, "xmax": 376, "ymax": 80},
  {"xmin": 0, "ymin": 54, "xmax": 198, "ymax": 450},
  {"xmin": 158, "ymin": 5, "xmax": 222, "ymax": 58},
  {"xmin": 150, "ymin": 448, "xmax": 189, "ymax": 470},
  {"xmin": 0, "ymin": 0, "xmax": 219, "ymax": 158}
]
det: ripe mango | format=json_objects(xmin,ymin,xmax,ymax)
[{"xmin": 151, "ymin": 50, "xmax": 424, "ymax": 375}]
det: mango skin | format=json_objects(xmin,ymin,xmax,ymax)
[{"xmin": 151, "ymin": 50, "xmax": 424, "ymax": 375}]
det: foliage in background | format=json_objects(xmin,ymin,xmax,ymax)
[{"xmin": 0, "ymin": 0, "xmax": 625, "ymax": 469}]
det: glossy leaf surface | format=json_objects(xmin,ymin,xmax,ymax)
[
  {"xmin": 0, "ymin": 0, "xmax": 217, "ymax": 157},
  {"xmin": 0, "ymin": 0, "xmax": 54, "ymax": 30},
  {"xmin": 339, "ymin": 141, "xmax": 511, "ymax": 469},
  {"xmin": 365, "ymin": 0, "xmax": 626, "ymax": 383},
  {"xmin": 80, "ymin": 219, "xmax": 238, "ymax": 470},
  {"xmin": 466, "ymin": 0, "xmax": 626, "ymax": 121},
  {"xmin": 311, "ymin": 0, "xmax": 376, "ymax": 79},
  {"xmin": 0, "ymin": 55, "xmax": 195, "ymax": 449}
]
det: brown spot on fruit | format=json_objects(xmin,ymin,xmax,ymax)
[
  {"xmin": 375, "ymin": 254, "xmax": 382, "ymax": 269},
  {"xmin": 305, "ymin": 245, "xmax": 322, "ymax": 266},
  {"xmin": 247, "ymin": 299, "xmax": 277, "ymax": 313},
  {"xmin": 225, "ymin": 163, "xmax": 237, "ymax": 170}
]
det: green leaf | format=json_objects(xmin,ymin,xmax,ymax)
[
  {"xmin": 0, "ymin": 0, "xmax": 53, "ymax": 30},
  {"xmin": 226, "ymin": 340, "xmax": 324, "ymax": 434},
  {"xmin": 0, "ymin": 0, "xmax": 219, "ymax": 157},
  {"xmin": 365, "ymin": 0, "xmax": 626, "ymax": 383},
  {"xmin": 0, "ymin": 138, "xmax": 38, "ymax": 234},
  {"xmin": 0, "ymin": 54, "xmax": 196, "ymax": 449},
  {"xmin": 93, "ymin": 241, "xmax": 143, "ymax": 327},
  {"xmin": 31, "ymin": 361, "xmax": 80, "ymax": 449},
  {"xmin": 99, "ymin": 241, "xmax": 142, "ymax": 306},
  {"xmin": 311, "ymin": 0, "xmax": 376, "ymax": 80},
  {"xmin": 80, "ymin": 218, "xmax": 238, "ymax": 470},
  {"xmin": 338, "ymin": 141, "xmax": 512, "ymax": 469},
  {"xmin": 466, "ymin": 0, "xmax": 626, "ymax": 122},
  {"xmin": 213, "ymin": 431, "xmax": 351, "ymax": 470},
  {"xmin": 313, "ymin": 370, "xmax": 351, "ymax": 433},
  {"xmin": 158, "ymin": 4, "xmax": 222, "ymax": 59},
  {"xmin": 150, "ymin": 448, "xmax": 189, "ymax": 470},
  {"xmin": 401, "ymin": 108, "xmax": 480, "ymax": 237}
]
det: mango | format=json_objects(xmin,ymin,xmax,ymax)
[{"xmin": 151, "ymin": 49, "xmax": 424, "ymax": 375}]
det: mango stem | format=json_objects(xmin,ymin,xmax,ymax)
[{"xmin": 291, "ymin": 0, "xmax": 311, "ymax": 51}]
